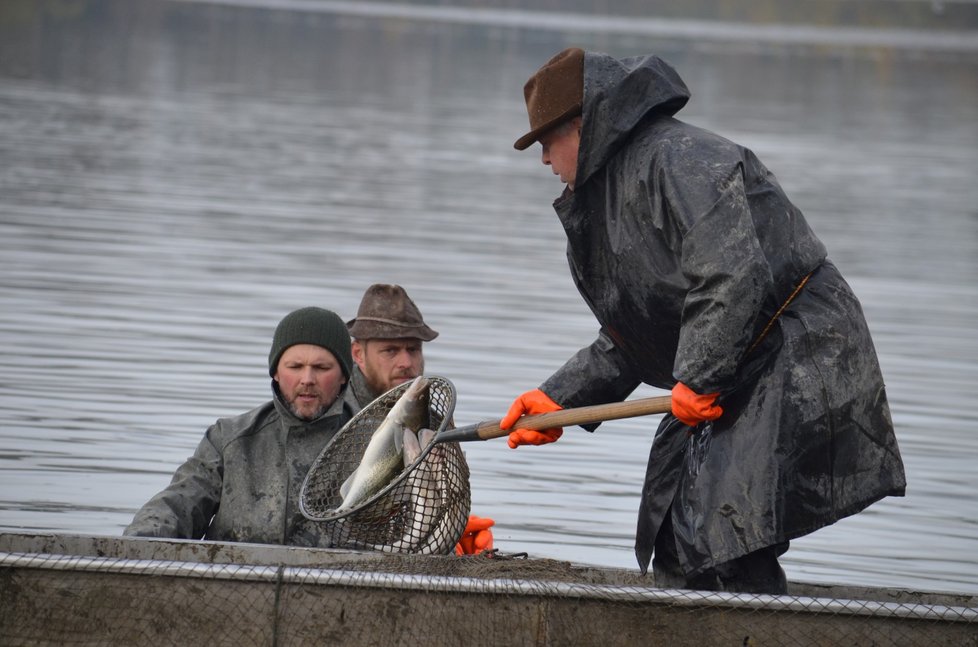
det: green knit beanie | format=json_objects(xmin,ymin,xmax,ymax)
[{"xmin": 268, "ymin": 307, "xmax": 352, "ymax": 378}]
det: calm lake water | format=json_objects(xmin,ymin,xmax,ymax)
[{"xmin": 1, "ymin": 1, "xmax": 976, "ymax": 594}]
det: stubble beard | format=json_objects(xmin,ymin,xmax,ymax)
[
  {"xmin": 291, "ymin": 404, "xmax": 328, "ymax": 421},
  {"xmin": 287, "ymin": 392, "xmax": 329, "ymax": 422}
]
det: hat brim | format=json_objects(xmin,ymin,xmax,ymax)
[
  {"xmin": 347, "ymin": 319, "xmax": 439, "ymax": 342},
  {"xmin": 513, "ymin": 104, "xmax": 582, "ymax": 151}
]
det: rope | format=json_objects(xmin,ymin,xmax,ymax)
[{"xmin": 746, "ymin": 271, "xmax": 814, "ymax": 357}]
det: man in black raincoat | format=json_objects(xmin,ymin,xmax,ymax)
[{"xmin": 500, "ymin": 47, "xmax": 906, "ymax": 594}]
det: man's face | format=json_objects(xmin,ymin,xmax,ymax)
[
  {"xmin": 539, "ymin": 117, "xmax": 582, "ymax": 190},
  {"xmin": 274, "ymin": 344, "xmax": 347, "ymax": 421},
  {"xmin": 352, "ymin": 338, "xmax": 424, "ymax": 395}
]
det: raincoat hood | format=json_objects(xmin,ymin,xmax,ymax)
[{"xmin": 577, "ymin": 52, "xmax": 690, "ymax": 188}]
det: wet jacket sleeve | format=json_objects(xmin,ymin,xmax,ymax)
[
  {"xmin": 540, "ymin": 329, "xmax": 641, "ymax": 413},
  {"xmin": 667, "ymin": 159, "xmax": 772, "ymax": 393},
  {"xmin": 123, "ymin": 427, "xmax": 224, "ymax": 539}
]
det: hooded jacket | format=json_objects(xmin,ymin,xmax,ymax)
[
  {"xmin": 538, "ymin": 51, "xmax": 906, "ymax": 576},
  {"xmin": 124, "ymin": 385, "xmax": 355, "ymax": 545}
]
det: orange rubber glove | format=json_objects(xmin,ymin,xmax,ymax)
[
  {"xmin": 455, "ymin": 515, "xmax": 495, "ymax": 555},
  {"xmin": 500, "ymin": 388, "xmax": 563, "ymax": 449},
  {"xmin": 671, "ymin": 381, "xmax": 723, "ymax": 426}
]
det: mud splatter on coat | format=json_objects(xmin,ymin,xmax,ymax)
[{"xmin": 537, "ymin": 51, "xmax": 906, "ymax": 576}]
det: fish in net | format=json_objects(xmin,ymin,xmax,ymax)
[{"xmin": 299, "ymin": 375, "xmax": 470, "ymax": 555}]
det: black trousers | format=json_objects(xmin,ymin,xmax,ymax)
[{"xmin": 652, "ymin": 509, "xmax": 789, "ymax": 595}]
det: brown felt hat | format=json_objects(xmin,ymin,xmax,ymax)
[
  {"xmin": 514, "ymin": 47, "xmax": 584, "ymax": 151},
  {"xmin": 346, "ymin": 284, "xmax": 438, "ymax": 342}
]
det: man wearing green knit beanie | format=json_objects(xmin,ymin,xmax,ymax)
[
  {"xmin": 125, "ymin": 306, "xmax": 356, "ymax": 547},
  {"xmin": 269, "ymin": 306, "xmax": 351, "ymax": 421}
]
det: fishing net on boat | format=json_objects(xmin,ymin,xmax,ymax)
[
  {"xmin": 298, "ymin": 375, "xmax": 470, "ymax": 555},
  {"xmin": 2, "ymin": 534, "xmax": 976, "ymax": 647}
]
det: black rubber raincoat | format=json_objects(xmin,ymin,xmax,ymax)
[
  {"xmin": 124, "ymin": 385, "xmax": 355, "ymax": 545},
  {"xmin": 537, "ymin": 52, "xmax": 906, "ymax": 577}
]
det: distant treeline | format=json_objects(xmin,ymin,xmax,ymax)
[
  {"xmin": 2, "ymin": 0, "xmax": 975, "ymax": 34},
  {"xmin": 378, "ymin": 0, "xmax": 978, "ymax": 30}
]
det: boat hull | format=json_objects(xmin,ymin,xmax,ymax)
[{"xmin": 1, "ymin": 532, "xmax": 975, "ymax": 646}]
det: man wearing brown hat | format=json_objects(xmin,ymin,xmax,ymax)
[
  {"xmin": 125, "ymin": 306, "xmax": 356, "ymax": 545},
  {"xmin": 345, "ymin": 283, "xmax": 438, "ymax": 408},
  {"xmin": 500, "ymin": 48, "xmax": 904, "ymax": 594},
  {"xmin": 345, "ymin": 283, "xmax": 494, "ymax": 555}
]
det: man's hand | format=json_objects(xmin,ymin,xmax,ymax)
[
  {"xmin": 455, "ymin": 515, "xmax": 495, "ymax": 555},
  {"xmin": 671, "ymin": 382, "xmax": 723, "ymax": 426},
  {"xmin": 500, "ymin": 389, "xmax": 563, "ymax": 449}
]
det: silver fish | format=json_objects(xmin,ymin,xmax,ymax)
[
  {"xmin": 381, "ymin": 427, "xmax": 445, "ymax": 554},
  {"xmin": 401, "ymin": 426, "xmax": 428, "ymax": 467},
  {"xmin": 337, "ymin": 376, "xmax": 430, "ymax": 512}
]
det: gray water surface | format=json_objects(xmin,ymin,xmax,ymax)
[{"xmin": 1, "ymin": 1, "xmax": 976, "ymax": 594}]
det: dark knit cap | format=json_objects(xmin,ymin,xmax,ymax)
[{"xmin": 268, "ymin": 307, "xmax": 352, "ymax": 378}]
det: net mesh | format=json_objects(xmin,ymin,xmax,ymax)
[
  {"xmin": 1, "ymin": 540, "xmax": 975, "ymax": 647},
  {"xmin": 299, "ymin": 375, "xmax": 470, "ymax": 555}
]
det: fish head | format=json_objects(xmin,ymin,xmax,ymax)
[{"xmin": 399, "ymin": 375, "xmax": 431, "ymax": 430}]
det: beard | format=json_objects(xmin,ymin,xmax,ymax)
[
  {"xmin": 288, "ymin": 401, "xmax": 329, "ymax": 421},
  {"xmin": 285, "ymin": 390, "xmax": 330, "ymax": 421},
  {"xmin": 361, "ymin": 361, "xmax": 424, "ymax": 398}
]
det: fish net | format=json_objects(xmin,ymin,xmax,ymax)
[
  {"xmin": 298, "ymin": 375, "xmax": 470, "ymax": 555},
  {"xmin": 2, "ymin": 535, "xmax": 976, "ymax": 647}
]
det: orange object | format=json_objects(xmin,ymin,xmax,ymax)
[
  {"xmin": 671, "ymin": 381, "xmax": 723, "ymax": 426},
  {"xmin": 506, "ymin": 427, "xmax": 563, "ymax": 448},
  {"xmin": 455, "ymin": 515, "xmax": 495, "ymax": 555},
  {"xmin": 500, "ymin": 389, "xmax": 563, "ymax": 449}
]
